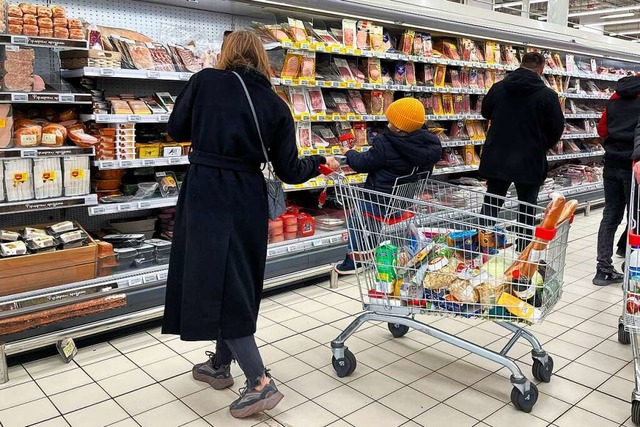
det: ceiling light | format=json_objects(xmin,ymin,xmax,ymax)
[
  {"xmin": 538, "ymin": 5, "xmax": 640, "ymax": 20},
  {"xmin": 493, "ymin": 0, "xmax": 547, "ymax": 10},
  {"xmin": 600, "ymin": 18, "xmax": 640, "ymax": 26},
  {"xmin": 602, "ymin": 12, "xmax": 635, "ymax": 19}
]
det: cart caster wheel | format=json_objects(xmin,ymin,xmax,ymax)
[
  {"xmin": 388, "ymin": 323, "xmax": 409, "ymax": 338},
  {"xmin": 619, "ymin": 323, "xmax": 631, "ymax": 345},
  {"xmin": 532, "ymin": 356, "xmax": 554, "ymax": 383},
  {"xmin": 511, "ymin": 383, "xmax": 538, "ymax": 413},
  {"xmin": 332, "ymin": 348, "xmax": 357, "ymax": 378},
  {"xmin": 632, "ymin": 400, "xmax": 640, "ymax": 425}
]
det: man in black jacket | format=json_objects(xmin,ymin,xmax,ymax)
[
  {"xmin": 592, "ymin": 75, "xmax": 640, "ymax": 285},
  {"xmin": 479, "ymin": 52, "xmax": 565, "ymax": 248}
]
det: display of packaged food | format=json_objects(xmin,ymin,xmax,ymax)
[
  {"xmin": 434, "ymin": 65, "xmax": 446, "ymax": 87},
  {"xmin": 63, "ymin": 156, "xmax": 90, "ymax": 196},
  {"xmin": 0, "ymin": 230, "xmax": 20, "ymax": 242},
  {"xmin": 3, "ymin": 45, "xmax": 34, "ymax": 92},
  {"xmin": 0, "ymin": 240, "xmax": 27, "ymax": 257},
  {"xmin": 334, "ymin": 58, "xmax": 354, "ymax": 82},
  {"xmin": 154, "ymin": 92, "xmax": 175, "ymax": 112},
  {"xmin": 21, "ymin": 227, "xmax": 46, "ymax": 239},
  {"xmin": 367, "ymin": 57, "xmax": 382, "ymax": 84},
  {"xmin": 4, "ymin": 158, "xmax": 33, "ymax": 201},
  {"xmin": 281, "ymin": 51, "xmax": 302, "ymax": 78},
  {"xmin": 347, "ymin": 90, "xmax": 367, "ymax": 115},
  {"xmin": 156, "ymin": 171, "xmax": 179, "ymax": 197},
  {"xmin": 399, "ymin": 29, "xmax": 414, "ymax": 54},
  {"xmin": 353, "ymin": 122, "xmax": 367, "ymax": 146},
  {"xmin": 289, "ymin": 87, "xmax": 309, "ymax": 116},
  {"xmin": 25, "ymin": 234, "xmax": 57, "ymax": 252},
  {"xmin": 128, "ymin": 100, "xmax": 152, "ymax": 114},
  {"xmin": 296, "ymin": 121, "xmax": 312, "ymax": 148},
  {"xmin": 33, "ymin": 157, "xmax": 62, "ymax": 199},
  {"xmin": 342, "ymin": 19, "xmax": 357, "ymax": 48},
  {"xmin": 305, "ymin": 87, "xmax": 326, "ymax": 114},
  {"xmin": 369, "ymin": 90, "xmax": 384, "ymax": 115}
]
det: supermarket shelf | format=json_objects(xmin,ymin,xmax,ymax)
[
  {"xmin": 0, "ymin": 194, "xmax": 97, "ymax": 215},
  {"xmin": 88, "ymin": 196, "xmax": 178, "ymax": 216},
  {"xmin": 561, "ymin": 132, "xmax": 599, "ymax": 140},
  {"xmin": 547, "ymin": 150, "xmax": 604, "ymax": 161},
  {"xmin": 93, "ymin": 156, "xmax": 189, "ymax": 169},
  {"xmin": 0, "ymin": 229, "xmax": 347, "ymax": 315},
  {"xmin": 269, "ymin": 42, "xmax": 622, "ymax": 82},
  {"xmin": 81, "ymin": 114, "xmax": 170, "ymax": 124},
  {"xmin": 0, "ymin": 146, "xmax": 94, "ymax": 158},
  {"xmin": 427, "ymin": 114, "xmax": 485, "ymax": 121},
  {"xmin": 61, "ymin": 67, "xmax": 193, "ymax": 81},
  {"xmin": 539, "ymin": 181, "xmax": 603, "ymax": 201},
  {"xmin": 440, "ymin": 139, "xmax": 485, "ymax": 148},
  {"xmin": 0, "ymin": 92, "xmax": 92, "ymax": 104},
  {"xmin": 432, "ymin": 165, "xmax": 479, "ymax": 175},
  {"xmin": 283, "ymin": 173, "xmax": 368, "ymax": 191},
  {"xmin": 0, "ymin": 34, "xmax": 88, "ymax": 50},
  {"xmin": 564, "ymin": 113, "xmax": 602, "ymax": 119},
  {"xmin": 559, "ymin": 92, "xmax": 610, "ymax": 100},
  {"xmin": 298, "ymin": 146, "xmax": 370, "ymax": 156}
]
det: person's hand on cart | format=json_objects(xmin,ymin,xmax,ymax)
[
  {"xmin": 325, "ymin": 156, "xmax": 341, "ymax": 170},
  {"xmin": 634, "ymin": 162, "xmax": 640, "ymax": 183},
  {"xmin": 339, "ymin": 146, "xmax": 351, "ymax": 155}
]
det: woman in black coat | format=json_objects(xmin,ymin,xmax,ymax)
[{"xmin": 161, "ymin": 31, "xmax": 329, "ymax": 418}]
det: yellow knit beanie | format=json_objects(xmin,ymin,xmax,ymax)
[{"xmin": 385, "ymin": 98, "xmax": 426, "ymax": 133}]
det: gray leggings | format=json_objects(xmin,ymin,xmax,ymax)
[{"xmin": 214, "ymin": 334, "xmax": 265, "ymax": 387}]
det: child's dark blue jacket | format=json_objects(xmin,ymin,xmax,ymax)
[{"xmin": 345, "ymin": 128, "xmax": 442, "ymax": 194}]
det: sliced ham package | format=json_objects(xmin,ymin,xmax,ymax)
[{"xmin": 3, "ymin": 46, "xmax": 35, "ymax": 92}]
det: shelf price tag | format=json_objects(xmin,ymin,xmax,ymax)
[
  {"xmin": 143, "ymin": 274, "xmax": 157, "ymax": 284},
  {"xmin": 143, "ymin": 159, "xmax": 156, "ymax": 166},
  {"xmin": 128, "ymin": 277, "xmax": 143, "ymax": 286},
  {"xmin": 11, "ymin": 93, "xmax": 28, "ymax": 102},
  {"xmin": 20, "ymin": 149, "xmax": 37, "ymax": 158},
  {"xmin": 157, "ymin": 270, "xmax": 168, "ymax": 281},
  {"xmin": 11, "ymin": 35, "xmax": 29, "ymax": 44},
  {"xmin": 100, "ymin": 68, "xmax": 116, "ymax": 76},
  {"xmin": 179, "ymin": 72, "xmax": 191, "ymax": 80},
  {"xmin": 158, "ymin": 114, "xmax": 170, "ymax": 122},
  {"xmin": 128, "ymin": 115, "xmax": 142, "ymax": 122},
  {"xmin": 138, "ymin": 201, "xmax": 152, "ymax": 209},
  {"xmin": 95, "ymin": 114, "xmax": 110, "ymax": 122},
  {"xmin": 117, "ymin": 203, "xmax": 133, "ymax": 212},
  {"xmin": 91, "ymin": 206, "xmax": 106, "ymax": 215},
  {"xmin": 100, "ymin": 161, "xmax": 115, "ymax": 169},
  {"xmin": 120, "ymin": 160, "xmax": 133, "ymax": 168},
  {"xmin": 147, "ymin": 70, "xmax": 160, "ymax": 78},
  {"xmin": 59, "ymin": 94, "xmax": 75, "ymax": 103}
]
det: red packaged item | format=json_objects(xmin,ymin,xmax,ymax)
[
  {"xmin": 369, "ymin": 90, "xmax": 384, "ymax": 115},
  {"xmin": 297, "ymin": 213, "xmax": 316, "ymax": 237},
  {"xmin": 460, "ymin": 68, "xmax": 470, "ymax": 87},
  {"xmin": 353, "ymin": 122, "xmax": 367, "ymax": 146},
  {"xmin": 449, "ymin": 70, "xmax": 461, "ymax": 88},
  {"xmin": 383, "ymin": 91, "xmax": 394, "ymax": 112},
  {"xmin": 347, "ymin": 90, "xmax": 367, "ymax": 115},
  {"xmin": 305, "ymin": 88, "xmax": 326, "ymax": 115},
  {"xmin": 406, "ymin": 62, "xmax": 416, "ymax": 86}
]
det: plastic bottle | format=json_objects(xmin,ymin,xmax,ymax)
[{"xmin": 629, "ymin": 245, "xmax": 640, "ymax": 294}]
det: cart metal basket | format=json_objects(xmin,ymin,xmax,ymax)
[
  {"xmin": 617, "ymin": 172, "xmax": 640, "ymax": 425},
  {"xmin": 328, "ymin": 172, "xmax": 573, "ymax": 413}
]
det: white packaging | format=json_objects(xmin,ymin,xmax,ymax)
[
  {"xmin": 4, "ymin": 159, "xmax": 34, "ymax": 201},
  {"xmin": 33, "ymin": 157, "xmax": 63, "ymax": 199},
  {"xmin": 63, "ymin": 156, "xmax": 90, "ymax": 196}
]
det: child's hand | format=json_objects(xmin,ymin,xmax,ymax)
[{"xmin": 325, "ymin": 156, "xmax": 341, "ymax": 170}]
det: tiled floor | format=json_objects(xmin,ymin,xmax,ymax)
[{"xmin": 0, "ymin": 210, "xmax": 636, "ymax": 427}]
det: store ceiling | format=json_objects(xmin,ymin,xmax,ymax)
[{"xmin": 490, "ymin": 0, "xmax": 640, "ymax": 41}]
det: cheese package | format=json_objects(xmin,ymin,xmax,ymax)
[
  {"xmin": 128, "ymin": 100, "xmax": 152, "ymax": 114},
  {"xmin": 111, "ymin": 100, "xmax": 134, "ymax": 115},
  {"xmin": 0, "ymin": 240, "xmax": 27, "ymax": 257}
]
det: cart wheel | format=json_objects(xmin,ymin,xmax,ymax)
[
  {"xmin": 387, "ymin": 323, "xmax": 409, "ymax": 338},
  {"xmin": 532, "ymin": 356, "xmax": 554, "ymax": 383},
  {"xmin": 632, "ymin": 400, "xmax": 640, "ymax": 425},
  {"xmin": 619, "ymin": 323, "xmax": 631, "ymax": 345},
  {"xmin": 510, "ymin": 383, "xmax": 538, "ymax": 413},
  {"xmin": 332, "ymin": 348, "xmax": 357, "ymax": 378}
]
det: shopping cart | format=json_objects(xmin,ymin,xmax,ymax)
[
  {"xmin": 617, "ymin": 171, "xmax": 640, "ymax": 425},
  {"xmin": 322, "ymin": 165, "xmax": 574, "ymax": 413}
]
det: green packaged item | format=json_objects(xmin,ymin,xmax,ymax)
[{"xmin": 375, "ymin": 241, "xmax": 398, "ymax": 285}]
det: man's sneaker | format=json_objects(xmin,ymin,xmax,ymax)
[
  {"xmin": 617, "ymin": 247, "xmax": 626, "ymax": 258},
  {"xmin": 229, "ymin": 378, "xmax": 284, "ymax": 419},
  {"xmin": 334, "ymin": 254, "xmax": 362, "ymax": 275},
  {"xmin": 192, "ymin": 351, "xmax": 234, "ymax": 390},
  {"xmin": 592, "ymin": 269, "xmax": 624, "ymax": 286}
]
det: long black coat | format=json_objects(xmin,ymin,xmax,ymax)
[
  {"xmin": 162, "ymin": 67, "xmax": 324, "ymax": 340},
  {"xmin": 479, "ymin": 68, "xmax": 565, "ymax": 186}
]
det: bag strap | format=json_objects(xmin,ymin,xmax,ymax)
[{"xmin": 232, "ymin": 71, "xmax": 273, "ymax": 173}]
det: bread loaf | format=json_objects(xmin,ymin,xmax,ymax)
[
  {"xmin": 51, "ymin": 5, "xmax": 66, "ymax": 18},
  {"xmin": 19, "ymin": 3, "xmax": 37, "ymax": 15},
  {"xmin": 38, "ymin": 17, "xmax": 53, "ymax": 29},
  {"xmin": 37, "ymin": 6, "xmax": 52, "ymax": 17},
  {"xmin": 8, "ymin": 17, "xmax": 23, "ymax": 25},
  {"xmin": 8, "ymin": 5, "xmax": 23, "ymax": 17},
  {"xmin": 54, "ymin": 27, "xmax": 69, "ymax": 39},
  {"xmin": 53, "ymin": 17, "xmax": 67, "ymax": 27}
]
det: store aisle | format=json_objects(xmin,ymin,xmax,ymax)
[{"xmin": 0, "ymin": 211, "xmax": 633, "ymax": 427}]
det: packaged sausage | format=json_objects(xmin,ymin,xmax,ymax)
[
  {"xmin": 19, "ymin": 3, "xmax": 36, "ymax": 15},
  {"xmin": 21, "ymin": 227, "xmax": 46, "ymax": 239},
  {"xmin": 22, "ymin": 13, "xmax": 36, "ymax": 25},
  {"xmin": 8, "ymin": 5, "xmax": 23, "ymax": 17},
  {"xmin": 36, "ymin": 6, "xmax": 52, "ymax": 17},
  {"xmin": 51, "ymin": 5, "xmax": 66, "ymax": 18},
  {"xmin": 57, "ymin": 229, "xmax": 87, "ymax": 245},
  {"xmin": 25, "ymin": 235, "xmax": 57, "ymax": 252},
  {"xmin": 342, "ymin": 19, "xmax": 357, "ymax": 48},
  {"xmin": 67, "ymin": 18, "xmax": 82, "ymax": 29},
  {"xmin": 52, "ymin": 17, "xmax": 66, "ymax": 27},
  {"xmin": 14, "ymin": 124, "xmax": 42, "ymax": 147},
  {"xmin": 47, "ymin": 221, "xmax": 75, "ymax": 235},
  {"xmin": 38, "ymin": 29, "xmax": 53, "ymax": 38},
  {"xmin": 8, "ymin": 24, "xmax": 22, "ymax": 35},
  {"xmin": 69, "ymin": 28, "xmax": 84, "ymax": 40},
  {"xmin": 0, "ymin": 240, "xmax": 27, "ymax": 257},
  {"xmin": 53, "ymin": 26, "xmax": 69, "ymax": 39},
  {"xmin": 41, "ymin": 123, "xmax": 66, "ymax": 146},
  {"xmin": 367, "ymin": 57, "xmax": 382, "ymax": 84},
  {"xmin": 8, "ymin": 16, "xmax": 23, "ymax": 25},
  {"xmin": 38, "ymin": 17, "xmax": 52, "ymax": 29},
  {"xmin": 281, "ymin": 51, "xmax": 302, "ymax": 78}
]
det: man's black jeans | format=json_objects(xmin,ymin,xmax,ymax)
[{"xmin": 597, "ymin": 166, "xmax": 632, "ymax": 271}]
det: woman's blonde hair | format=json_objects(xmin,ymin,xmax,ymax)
[{"xmin": 216, "ymin": 30, "xmax": 271, "ymax": 79}]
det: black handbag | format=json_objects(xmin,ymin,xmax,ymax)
[{"xmin": 233, "ymin": 71, "xmax": 287, "ymax": 220}]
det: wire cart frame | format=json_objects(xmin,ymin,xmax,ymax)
[
  {"xmin": 327, "ymin": 171, "xmax": 573, "ymax": 413},
  {"xmin": 617, "ymin": 172, "xmax": 640, "ymax": 425}
]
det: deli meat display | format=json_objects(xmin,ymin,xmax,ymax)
[{"xmin": 0, "ymin": 0, "xmax": 639, "ymax": 383}]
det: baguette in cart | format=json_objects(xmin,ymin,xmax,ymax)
[{"xmin": 318, "ymin": 164, "xmax": 577, "ymax": 413}]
